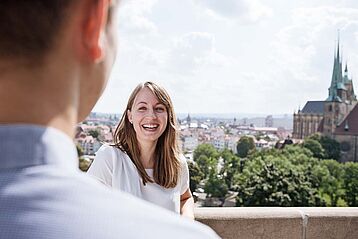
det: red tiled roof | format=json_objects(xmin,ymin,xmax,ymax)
[{"xmin": 335, "ymin": 104, "xmax": 358, "ymax": 135}]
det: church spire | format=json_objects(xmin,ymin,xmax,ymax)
[
  {"xmin": 336, "ymin": 31, "xmax": 340, "ymax": 62},
  {"xmin": 343, "ymin": 62, "xmax": 349, "ymax": 84},
  {"xmin": 327, "ymin": 33, "xmax": 344, "ymax": 102}
]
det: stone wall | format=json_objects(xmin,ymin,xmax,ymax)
[{"xmin": 195, "ymin": 207, "xmax": 358, "ymax": 239}]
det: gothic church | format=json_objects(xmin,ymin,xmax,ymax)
[{"xmin": 292, "ymin": 39, "xmax": 358, "ymax": 162}]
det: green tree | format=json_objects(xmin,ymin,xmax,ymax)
[
  {"xmin": 79, "ymin": 157, "xmax": 92, "ymax": 172},
  {"xmin": 235, "ymin": 146, "xmax": 323, "ymax": 206},
  {"xmin": 76, "ymin": 144, "xmax": 89, "ymax": 172},
  {"xmin": 76, "ymin": 144, "xmax": 84, "ymax": 157},
  {"xmin": 236, "ymin": 136, "xmax": 255, "ymax": 158},
  {"xmin": 193, "ymin": 144, "xmax": 219, "ymax": 161},
  {"xmin": 188, "ymin": 161, "xmax": 205, "ymax": 193},
  {"xmin": 195, "ymin": 155, "xmax": 216, "ymax": 179},
  {"xmin": 192, "ymin": 144, "xmax": 229, "ymax": 203},
  {"xmin": 307, "ymin": 134, "xmax": 340, "ymax": 160},
  {"xmin": 303, "ymin": 138, "xmax": 324, "ymax": 159},
  {"xmin": 88, "ymin": 129, "xmax": 100, "ymax": 139},
  {"xmin": 320, "ymin": 136, "xmax": 340, "ymax": 160},
  {"xmin": 220, "ymin": 149, "xmax": 241, "ymax": 190},
  {"xmin": 319, "ymin": 160, "xmax": 345, "ymax": 206},
  {"xmin": 343, "ymin": 162, "xmax": 358, "ymax": 206},
  {"xmin": 204, "ymin": 167, "xmax": 228, "ymax": 204},
  {"xmin": 193, "ymin": 144, "xmax": 219, "ymax": 179}
]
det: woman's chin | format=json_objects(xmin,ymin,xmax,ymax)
[{"xmin": 138, "ymin": 135, "xmax": 160, "ymax": 144}]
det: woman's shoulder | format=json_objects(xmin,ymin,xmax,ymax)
[
  {"xmin": 178, "ymin": 154, "xmax": 190, "ymax": 193},
  {"xmin": 178, "ymin": 154, "xmax": 189, "ymax": 169},
  {"xmin": 95, "ymin": 144, "xmax": 136, "ymax": 174},
  {"xmin": 178, "ymin": 154, "xmax": 187, "ymax": 163},
  {"xmin": 96, "ymin": 144, "xmax": 128, "ymax": 160}
]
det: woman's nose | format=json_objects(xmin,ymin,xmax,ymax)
[{"xmin": 146, "ymin": 108, "xmax": 157, "ymax": 118}]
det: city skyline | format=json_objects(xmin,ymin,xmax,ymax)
[{"xmin": 93, "ymin": 0, "xmax": 358, "ymax": 115}]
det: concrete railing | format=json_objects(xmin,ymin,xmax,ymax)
[{"xmin": 195, "ymin": 207, "xmax": 358, "ymax": 239}]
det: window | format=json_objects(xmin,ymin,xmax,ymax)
[{"xmin": 340, "ymin": 142, "xmax": 351, "ymax": 152}]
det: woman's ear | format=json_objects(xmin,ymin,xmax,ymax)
[{"xmin": 127, "ymin": 109, "xmax": 133, "ymax": 124}]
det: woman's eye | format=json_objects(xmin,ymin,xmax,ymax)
[
  {"xmin": 156, "ymin": 107, "xmax": 165, "ymax": 112},
  {"xmin": 138, "ymin": 107, "xmax": 146, "ymax": 111}
]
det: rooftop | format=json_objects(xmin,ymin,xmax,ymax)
[
  {"xmin": 335, "ymin": 103, "xmax": 358, "ymax": 135},
  {"xmin": 301, "ymin": 101, "xmax": 325, "ymax": 114}
]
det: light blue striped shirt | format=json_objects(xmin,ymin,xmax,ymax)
[{"xmin": 0, "ymin": 125, "xmax": 219, "ymax": 239}]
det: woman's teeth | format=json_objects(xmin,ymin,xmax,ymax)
[{"xmin": 142, "ymin": 124, "xmax": 159, "ymax": 129}]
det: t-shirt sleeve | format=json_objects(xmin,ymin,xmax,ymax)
[
  {"xmin": 180, "ymin": 155, "xmax": 190, "ymax": 195},
  {"xmin": 87, "ymin": 144, "xmax": 114, "ymax": 187}
]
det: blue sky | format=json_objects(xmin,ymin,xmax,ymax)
[{"xmin": 93, "ymin": 0, "xmax": 358, "ymax": 115}]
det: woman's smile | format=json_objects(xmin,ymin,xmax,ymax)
[{"xmin": 142, "ymin": 123, "xmax": 160, "ymax": 131}]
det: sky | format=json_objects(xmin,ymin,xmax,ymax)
[{"xmin": 93, "ymin": 0, "xmax": 358, "ymax": 115}]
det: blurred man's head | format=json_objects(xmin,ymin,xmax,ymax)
[
  {"xmin": 0, "ymin": 0, "xmax": 117, "ymax": 126},
  {"xmin": 0, "ymin": 1, "xmax": 72, "ymax": 61}
]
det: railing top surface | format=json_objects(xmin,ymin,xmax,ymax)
[{"xmin": 195, "ymin": 207, "xmax": 358, "ymax": 219}]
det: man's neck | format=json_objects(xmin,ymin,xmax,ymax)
[{"xmin": 0, "ymin": 60, "xmax": 78, "ymax": 138}]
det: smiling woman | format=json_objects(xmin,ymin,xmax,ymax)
[
  {"xmin": 87, "ymin": 81, "xmax": 194, "ymax": 219},
  {"xmin": 128, "ymin": 86, "xmax": 169, "ymax": 148}
]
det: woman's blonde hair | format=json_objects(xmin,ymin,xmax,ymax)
[{"xmin": 113, "ymin": 82, "xmax": 181, "ymax": 188}]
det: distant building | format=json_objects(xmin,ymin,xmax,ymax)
[
  {"xmin": 265, "ymin": 115, "xmax": 273, "ymax": 127},
  {"xmin": 242, "ymin": 118, "xmax": 248, "ymax": 126},
  {"xmin": 334, "ymin": 104, "xmax": 358, "ymax": 162},
  {"xmin": 322, "ymin": 57, "xmax": 357, "ymax": 137},
  {"xmin": 211, "ymin": 135, "xmax": 239, "ymax": 153},
  {"xmin": 255, "ymin": 139, "xmax": 269, "ymax": 150},
  {"xmin": 186, "ymin": 113, "xmax": 191, "ymax": 124},
  {"xmin": 212, "ymin": 138, "xmax": 225, "ymax": 151},
  {"xmin": 76, "ymin": 135, "xmax": 102, "ymax": 155},
  {"xmin": 292, "ymin": 101, "xmax": 325, "ymax": 139},
  {"xmin": 183, "ymin": 136, "xmax": 199, "ymax": 152},
  {"xmin": 292, "ymin": 37, "xmax": 358, "ymax": 162}
]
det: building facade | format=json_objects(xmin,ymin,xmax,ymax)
[
  {"xmin": 334, "ymin": 104, "xmax": 358, "ymax": 162},
  {"xmin": 292, "ymin": 38, "xmax": 357, "ymax": 161},
  {"xmin": 292, "ymin": 101, "xmax": 325, "ymax": 139}
]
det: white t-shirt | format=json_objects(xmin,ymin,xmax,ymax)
[{"xmin": 87, "ymin": 144, "xmax": 189, "ymax": 214}]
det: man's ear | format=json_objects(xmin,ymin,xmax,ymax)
[{"xmin": 81, "ymin": 0, "xmax": 110, "ymax": 62}]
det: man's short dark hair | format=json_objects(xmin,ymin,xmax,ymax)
[{"xmin": 0, "ymin": 0, "xmax": 73, "ymax": 59}]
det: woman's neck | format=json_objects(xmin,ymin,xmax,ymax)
[{"xmin": 138, "ymin": 140, "xmax": 157, "ymax": 169}]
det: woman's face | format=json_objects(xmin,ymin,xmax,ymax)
[{"xmin": 128, "ymin": 87, "xmax": 168, "ymax": 144}]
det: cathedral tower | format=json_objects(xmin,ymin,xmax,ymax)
[{"xmin": 323, "ymin": 38, "xmax": 357, "ymax": 137}]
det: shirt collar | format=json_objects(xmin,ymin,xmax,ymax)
[{"xmin": 0, "ymin": 124, "xmax": 78, "ymax": 171}]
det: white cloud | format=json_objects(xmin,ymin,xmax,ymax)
[
  {"xmin": 271, "ymin": 6, "xmax": 358, "ymax": 103},
  {"xmin": 117, "ymin": 0, "xmax": 158, "ymax": 35},
  {"xmin": 116, "ymin": 31, "xmax": 234, "ymax": 76},
  {"xmin": 165, "ymin": 32, "xmax": 234, "ymax": 74},
  {"xmin": 120, "ymin": 40, "xmax": 165, "ymax": 66},
  {"xmin": 193, "ymin": 0, "xmax": 273, "ymax": 24},
  {"xmin": 95, "ymin": 2, "xmax": 358, "ymax": 115}
]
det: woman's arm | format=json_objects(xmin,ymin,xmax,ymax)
[{"xmin": 180, "ymin": 188, "xmax": 195, "ymax": 219}]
